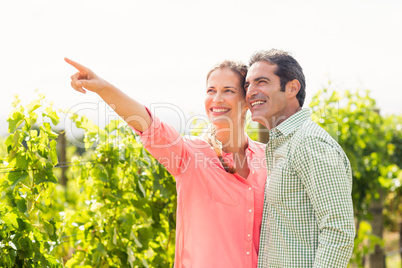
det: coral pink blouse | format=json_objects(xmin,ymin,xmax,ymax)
[{"xmin": 134, "ymin": 109, "xmax": 267, "ymax": 268}]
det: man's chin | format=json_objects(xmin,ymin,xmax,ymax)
[{"xmin": 251, "ymin": 115, "xmax": 268, "ymax": 127}]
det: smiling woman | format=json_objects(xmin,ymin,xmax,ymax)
[
  {"xmin": 205, "ymin": 63, "xmax": 247, "ymax": 129},
  {"xmin": 65, "ymin": 57, "xmax": 267, "ymax": 267}
]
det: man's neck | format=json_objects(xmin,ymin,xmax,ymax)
[{"xmin": 267, "ymin": 106, "xmax": 302, "ymax": 130}]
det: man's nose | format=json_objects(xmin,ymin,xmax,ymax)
[{"xmin": 246, "ymin": 84, "xmax": 257, "ymax": 99}]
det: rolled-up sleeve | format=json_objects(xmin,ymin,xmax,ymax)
[{"xmin": 131, "ymin": 107, "xmax": 188, "ymax": 177}]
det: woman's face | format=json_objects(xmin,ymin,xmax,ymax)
[{"xmin": 205, "ymin": 68, "xmax": 247, "ymax": 129}]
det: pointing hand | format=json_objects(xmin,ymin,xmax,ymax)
[{"xmin": 65, "ymin": 57, "xmax": 109, "ymax": 94}]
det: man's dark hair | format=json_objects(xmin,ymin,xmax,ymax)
[{"xmin": 249, "ymin": 49, "xmax": 306, "ymax": 107}]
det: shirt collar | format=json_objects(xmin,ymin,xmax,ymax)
[{"xmin": 271, "ymin": 108, "xmax": 311, "ymax": 137}]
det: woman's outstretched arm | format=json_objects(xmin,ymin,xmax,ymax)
[{"xmin": 65, "ymin": 57, "xmax": 152, "ymax": 132}]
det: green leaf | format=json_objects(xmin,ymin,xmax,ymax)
[
  {"xmin": 11, "ymin": 95, "xmax": 21, "ymax": 108},
  {"xmin": 16, "ymin": 199, "xmax": 27, "ymax": 214},
  {"xmin": 49, "ymin": 140, "xmax": 58, "ymax": 165},
  {"xmin": 34, "ymin": 169, "xmax": 58, "ymax": 185},
  {"xmin": 17, "ymin": 236, "xmax": 33, "ymax": 259},
  {"xmin": 27, "ymin": 99, "xmax": 41, "ymax": 114},
  {"xmin": 43, "ymin": 220, "xmax": 54, "ymax": 236},
  {"xmin": 105, "ymin": 120, "xmax": 121, "ymax": 133},
  {"xmin": 5, "ymin": 133, "xmax": 14, "ymax": 147},
  {"xmin": 30, "ymin": 129, "xmax": 38, "ymax": 137},
  {"xmin": 46, "ymin": 169, "xmax": 58, "ymax": 184},
  {"xmin": 44, "ymin": 106, "xmax": 60, "ymax": 125},
  {"xmin": 96, "ymin": 242, "xmax": 106, "ymax": 254},
  {"xmin": 12, "ymin": 131, "xmax": 21, "ymax": 148},
  {"xmin": 3, "ymin": 208, "xmax": 19, "ymax": 228},
  {"xmin": 65, "ymin": 250, "xmax": 86, "ymax": 267},
  {"xmin": 7, "ymin": 109, "xmax": 24, "ymax": 133},
  {"xmin": 42, "ymin": 122, "xmax": 58, "ymax": 139},
  {"xmin": 15, "ymin": 152, "xmax": 29, "ymax": 170},
  {"xmin": 135, "ymin": 179, "xmax": 146, "ymax": 198},
  {"xmin": 16, "ymin": 218, "xmax": 28, "ymax": 232},
  {"xmin": 8, "ymin": 170, "xmax": 29, "ymax": 190},
  {"xmin": 43, "ymin": 219, "xmax": 58, "ymax": 242},
  {"xmin": 153, "ymin": 169, "xmax": 169, "ymax": 198},
  {"xmin": 28, "ymin": 112, "xmax": 38, "ymax": 128},
  {"xmin": 90, "ymin": 164, "xmax": 109, "ymax": 183}
]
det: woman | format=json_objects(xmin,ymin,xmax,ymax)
[{"xmin": 65, "ymin": 58, "xmax": 266, "ymax": 267}]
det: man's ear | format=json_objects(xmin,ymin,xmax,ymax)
[{"xmin": 286, "ymin": 79, "xmax": 301, "ymax": 99}]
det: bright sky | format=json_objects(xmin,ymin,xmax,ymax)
[{"xmin": 1, "ymin": 0, "xmax": 401, "ymax": 136}]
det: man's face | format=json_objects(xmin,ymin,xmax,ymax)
[{"xmin": 245, "ymin": 61, "xmax": 288, "ymax": 128}]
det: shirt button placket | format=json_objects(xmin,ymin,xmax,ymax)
[{"xmin": 245, "ymin": 182, "xmax": 254, "ymax": 266}]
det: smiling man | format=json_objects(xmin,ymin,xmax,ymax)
[{"xmin": 245, "ymin": 49, "xmax": 355, "ymax": 268}]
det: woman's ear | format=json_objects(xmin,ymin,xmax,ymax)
[{"xmin": 286, "ymin": 79, "xmax": 301, "ymax": 99}]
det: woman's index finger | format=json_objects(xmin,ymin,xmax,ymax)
[{"xmin": 64, "ymin": 57, "xmax": 88, "ymax": 72}]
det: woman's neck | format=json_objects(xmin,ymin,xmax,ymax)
[{"xmin": 215, "ymin": 126, "xmax": 248, "ymax": 155}]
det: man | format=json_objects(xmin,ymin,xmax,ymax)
[{"xmin": 245, "ymin": 49, "xmax": 355, "ymax": 267}]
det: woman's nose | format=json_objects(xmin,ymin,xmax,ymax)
[{"xmin": 213, "ymin": 92, "xmax": 224, "ymax": 103}]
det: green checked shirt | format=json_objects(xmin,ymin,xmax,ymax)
[{"xmin": 257, "ymin": 108, "xmax": 355, "ymax": 268}]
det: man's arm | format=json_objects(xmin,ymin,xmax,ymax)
[{"xmin": 293, "ymin": 136, "xmax": 355, "ymax": 267}]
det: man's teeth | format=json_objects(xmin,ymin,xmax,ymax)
[
  {"xmin": 212, "ymin": 108, "xmax": 229, "ymax": 112},
  {"xmin": 251, "ymin": 101, "xmax": 266, "ymax": 107}
]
